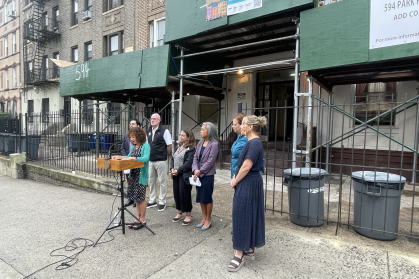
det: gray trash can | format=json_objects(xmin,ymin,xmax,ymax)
[
  {"xmin": 352, "ymin": 171, "xmax": 405, "ymax": 240},
  {"xmin": 284, "ymin": 168, "xmax": 327, "ymax": 227},
  {"xmin": 28, "ymin": 137, "xmax": 41, "ymax": 160}
]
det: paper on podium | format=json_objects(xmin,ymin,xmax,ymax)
[
  {"xmin": 189, "ymin": 176, "xmax": 201, "ymax": 187},
  {"xmin": 124, "ymin": 169, "xmax": 130, "ymax": 174}
]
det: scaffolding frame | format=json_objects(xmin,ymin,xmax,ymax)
[
  {"xmin": 174, "ymin": 21, "xmax": 300, "ymax": 143},
  {"xmin": 174, "ymin": 18, "xmax": 419, "ymax": 178}
]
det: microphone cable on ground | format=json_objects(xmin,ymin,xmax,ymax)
[{"xmin": 23, "ymin": 174, "xmax": 123, "ymax": 279}]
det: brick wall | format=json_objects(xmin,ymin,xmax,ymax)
[{"xmin": 136, "ymin": 0, "xmax": 166, "ymax": 51}]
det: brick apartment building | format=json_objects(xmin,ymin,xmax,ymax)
[
  {"xmin": 20, "ymin": 0, "xmax": 166, "ymax": 126},
  {"xmin": 0, "ymin": 0, "xmax": 21, "ymax": 116}
]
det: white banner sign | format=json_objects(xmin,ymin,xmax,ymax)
[
  {"xmin": 227, "ymin": 0, "xmax": 262, "ymax": 16},
  {"xmin": 370, "ymin": 0, "xmax": 419, "ymax": 49}
]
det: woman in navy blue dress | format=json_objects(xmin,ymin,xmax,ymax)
[{"xmin": 228, "ymin": 115, "xmax": 266, "ymax": 272}]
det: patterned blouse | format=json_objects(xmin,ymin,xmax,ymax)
[{"xmin": 173, "ymin": 145, "xmax": 188, "ymax": 170}]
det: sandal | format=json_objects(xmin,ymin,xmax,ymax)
[
  {"xmin": 227, "ymin": 254, "xmax": 244, "ymax": 272},
  {"xmin": 128, "ymin": 221, "xmax": 140, "ymax": 229},
  {"xmin": 133, "ymin": 222, "xmax": 146, "ymax": 230},
  {"xmin": 182, "ymin": 214, "xmax": 192, "ymax": 226},
  {"xmin": 173, "ymin": 213, "xmax": 183, "ymax": 223},
  {"xmin": 243, "ymin": 250, "xmax": 255, "ymax": 261}
]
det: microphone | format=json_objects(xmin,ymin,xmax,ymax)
[{"xmin": 108, "ymin": 140, "xmax": 125, "ymax": 159}]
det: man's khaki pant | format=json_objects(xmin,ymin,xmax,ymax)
[{"xmin": 148, "ymin": 160, "xmax": 168, "ymax": 205}]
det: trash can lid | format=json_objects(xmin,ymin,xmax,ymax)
[
  {"xmin": 284, "ymin": 168, "xmax": 327, "ymax": 177},
  {"xmin": 351, "ymin": 171, "xmax": 406, "ymax": 184}
]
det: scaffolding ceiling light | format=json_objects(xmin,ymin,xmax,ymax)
[{"xmin": 179, "ymin": 59, "xmax": 295, "ymax": 78}]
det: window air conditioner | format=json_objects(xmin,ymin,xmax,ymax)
[
  {"xmin": 83, "ymin": 11, "xmax": 92, "ymax": 20},
  {"xmin": 7, "ymin": 11, "xmax": 16, "ymax": 18}
]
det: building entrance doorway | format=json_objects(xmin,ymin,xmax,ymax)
[{"xmin": 256, "ymin": 69, "xmax": 294, "ymax": 141}]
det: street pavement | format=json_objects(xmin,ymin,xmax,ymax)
[{"xmin": 1, "ymin": 175, "xmax": 419, "ymax": 279}]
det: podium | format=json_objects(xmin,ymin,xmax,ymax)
[{"xmin": 94, "ymin": 158, "xmax": 155, "ymax": 246}]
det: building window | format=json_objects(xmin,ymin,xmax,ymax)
[
  {"xmin": 85, "ymin": 42, "xmax": 92, "ymax": 61},
  {"xmin": 86, "ymin": 0, "xmax": 93, "ymax": 12},
  {"xmin": 42, "ymin": 12, "xmax": 48, "ymax": 30},
  {"xmin": 12, "ymin": 0, "xmax": 16, "ymax": 11},
  {"xmin": 12, "ymin": 32, "xmax": 16, "ymax": 54},
  {"xmin": 72, "ymin": 0, "xmax": 78, "ymax": 26},
  {"xmin": 28, "ymin": 100, "xmax": 34, "ymax": 122},
  {"xmin": 26, "ymin": 61, "xmax": 33, "ymax": 83},
  {"xmin": 12, "ymin": 100, "xmax": 16, "ymax": 116},
  {"xmin": 104, "ymin": 0, "xmax": 123, "ymax": 12},
  {"xmin": 43, "ymin": 56, "xmax": 49, "ymax": 80},
  {"xmin": 4, "ymin": 36, "xmax": 8, "ymax": 57},
  {"xmin": 42, "ymin": 98, "xmax": 49, "ymax": 123},
  {"xmin": 355, "ymin": 82, "xmax": 397, "ymax": 126},
  {"xmin": 7, "ymin": 101, "xmax": 11, "ymax": 113},
  {"xmin": 150, "ymin": 18, "xmax": 165, "ymax": 47},
  {"xmin": 82, "ymin": 99, "xmax": 94, "ymax": 124},
  {"xmin": 72, "ymin": 46, "xmax": 78, "ymax": 62},
  {"xmin": 0, "ymin": 102, "xmax": 4, "ymax": 113},
  {"xmin": 53, "ymin": 52, "xmax": 60, "ymax": 78},
  {"xmin": 53, "ymin": 6, "xmax": 59, "ymax": 32},
  {"xmin": 107, "ymin": 102, "xmax": 121, "ymax": 124},
  {"xmin": 104, "ymin": 32, "xmax": 123, "ymax": 56},
  {"xmin": 25, "ymin": 20, "xmax": 34, "ymax": 42},
  {"xmin": 4, "ymin": 3, "xmax": 7, "ymax": 23},
  {"xmin": 5, "ymin": 69, "xmax": 8, "ymax": 89},
  {"xmin": 12, "ymin": 67, "xmax": 17, "ymax": 88}
]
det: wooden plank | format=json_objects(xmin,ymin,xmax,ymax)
[{"xmin": 97, "ymin": 158, "xmax": 144, "ymax": 172}]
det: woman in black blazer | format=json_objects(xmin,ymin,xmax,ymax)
[{"xmin": 170, "ymin": 129, "xmax": 196, "ymax": 225}]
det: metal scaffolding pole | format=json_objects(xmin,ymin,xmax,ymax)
[
  {"xmin": 171, "ymin": 91, "xmax": 176, "ymax": 154},
  {"xmin": 181, "ymin": 59, "xmax": 295, "ymax": 78},
  {"xmin": 315, "ymin": 85, "xmax": 321, "ymax": 167},
  {"xmin": 305, "ymin": 76, "xmax": 313, "ymax": 167},
  {"xmin": 175, "ymin": 35, "xmax": 298, "ymax": 59},
  {"xmin": 95, "ymin": 100, "xmax": 99, "ymax": 158},
  {"xmin": 292, "ymin": 22, "xmax": 300, "ymax": 169},
  {"xmin": 325, "ymin": 92, "xmax": 333, "ymax": 174},
  {"xmin": 412, "ymin": 82, "xmax": 419, "ymax": 183},
  {"xmin": 178, "ymin": 47, "xmax": 185, "ymax": 138}
]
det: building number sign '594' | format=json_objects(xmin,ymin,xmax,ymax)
[{"xmin": 75, "ymin": 62, "xmax": 90, "ymax": 81}]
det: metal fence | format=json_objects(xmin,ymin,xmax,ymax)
[
  {"xmin": 13, "ymin": 104, "xmax": 176, "ymax": 178},
  {"xmin": 3, "ymin": 95, "xmax": 419, "ymax": 239},
  {"xmin": 239, "ymin": 95, "xmax": 419, "ymax": 239}
]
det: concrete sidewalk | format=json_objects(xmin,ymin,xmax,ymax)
[{"xmin": 1, "ymin": 175, "xmax": 419, "ymax": 278}]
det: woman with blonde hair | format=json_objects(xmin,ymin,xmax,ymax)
[
  {"xmin": 228, "ymin": 115, "xmax": 267, "ymax": 272},
  {"xmin": 170, "ymin": 129, "xmax": 196, "ymax": 225}
]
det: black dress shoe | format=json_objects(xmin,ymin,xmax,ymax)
[
  {"xmin": 133, "ymin": 203, "xmax": 136, "ymax": 207},
  {"xmin": 124, "ymin": 200, "xmax": 134, "ymax": 207}
]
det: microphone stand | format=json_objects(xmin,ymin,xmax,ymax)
[{"xmin": 94, "ymin": 140, "xmax": 155, "ymax": 247}]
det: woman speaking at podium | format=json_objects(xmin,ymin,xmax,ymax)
[{"xmin": 113, "ymin": 127, "xmax": 150, "ymax": 229}]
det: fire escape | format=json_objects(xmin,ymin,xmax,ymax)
[{"xmin": 23, "ymin": 0, "xmax": 60, "ymax": 89}]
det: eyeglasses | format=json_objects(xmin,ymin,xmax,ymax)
[{"xmin": 150, "ymin": 118, "xmax": 159, "ymax": 120}]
